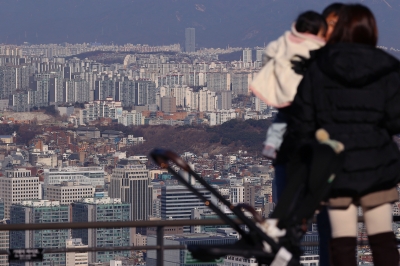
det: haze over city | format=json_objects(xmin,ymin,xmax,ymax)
[
  {"xmin": 0, "ymin": 1, "xmax": 397, "ymax": 266},
  {"xmin": 0, "ymin": 0, "xmax": 398, "ymax": 51}
]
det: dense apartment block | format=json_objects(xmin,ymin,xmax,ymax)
[
  {"xmin": 0, "ymin": 219, "xmax": 8, "ymax": 266},
  {"xmin": 72, "ymin": 197, "xmax": 130, "ymax": 263},
  {"xmin": 10, "ymin": 200, "xmax": 70, "ymax": 266}
]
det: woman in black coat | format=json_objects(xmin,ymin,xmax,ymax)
[{"xmin": 284, "ymin": 4, "xmax": 400, "ymax": 266}]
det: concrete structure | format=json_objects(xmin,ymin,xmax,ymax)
[
  {"xmin": 0, "ymin": 200, "xmax": 4, "ymax": 221},
  {"xmin": 58, "ymin": 105, "xmax": 75, "ymax": 116},
  {"xmin": 185, "ymin": 28, "xmax": 196, "ymax": 53},
  {"xmin": 0, "ymin": 134, "xmax": 14, "ymax": 144},
  {"xmin": 76, "ymin": 127, "xmax": 100, "ymax": 138},
  {"xmin": 256, "ymin": 49, "xmax": 264, "ymax": 62},
  {"xmin": 10, "ymin": 200, "xmax": 69, "ymax": 266},
  {"xmin": 0, "ymin": 168, "xmax": 40, "ymax": 218},
  {"xmin": 43, "ymin": 166, "xmax": 105, "ymax": 197},
  {"xmin": 110, "ymin": 158, "xmax": 152, "ymax": 221},
  {"xmin": 66, "ymin": 238, "xmax": 89, "ymax": 266},
  {"xmin": 223, "ymin": 255, "xmax": 258, "ymax": 266},
  {"xmin": 160, "ymin": 96, "xmax": 177, "ymax": 113},
  {"xmin": 190, "ymin": 208, "xmax": 236, "ymax": 234},
  {"xmin": 146, "ymin": 233, "xmax": 237, "ymax": 266},
  {"xmin": 80, "ymin": 97, "xmax": 123, "ymax": 124},
  {"xmin": 229, "ymin": 186, "xmax": 245, "ymax": 204},
  {"xmin": 131, "ymin": 233, "xmax": 147, "ymax": 247},
  {"xmin": 231, "ymin": 72, "xmax": 253, "ymax": 95},
  {"xmin": 254, "ymin": 96, "xmax": 268, "ymax": 112},
  {"xmin": 161, "ymin": 185, "xmax": 215, "ymax": 232},
  {"xmin": 244, "ymin": 183, "xmax": 255, "ymax": 207},
  {"xmin": 217, "ymin": 91, "xmax": 232, "ymax": 110},
  {"xmin": 0, "ymin": 219, "xmax": 9, "ymax": 266},
  {"xmin": 299, "ymin": 255, "xmax": 320, "ymax": 266},
  {"xmin": 118, "ymin": 110, "xmax": 143, "ymax": 126},
  {"xmin": 72, "ymin": 197, "xmax": 130, "ymax": 263},
  {"xmin": 243, "ymin": 49, "xmax": 252, "ymax": 63},
  {"xmin": 198, "ymin": 88, "xmax": 217, "ymax": 112},
  {"xmin": 46, "ymin": 181, "xmax": 95, "ymax": 204},
  {"xmin": 206, "ymin": 72, "xmax": 231, "ymax": 92}
]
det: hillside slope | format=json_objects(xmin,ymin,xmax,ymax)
[{"xmin": 126, "ymin": 119, "xmax": 272, "ymax": 156}]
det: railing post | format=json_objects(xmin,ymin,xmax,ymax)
[{"xmin": 157, "ymin": 226, "xmax": 164, "ymax": 266}]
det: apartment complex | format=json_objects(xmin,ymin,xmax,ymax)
[
  {"xmin": 71, "ymin": 197, "xmax": 130, "ymax": 263},
  {"xmin": 10, "ymin": 200, "xmax": 69, "ymax": 266}
]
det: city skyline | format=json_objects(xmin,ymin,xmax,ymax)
[
  {"xmin": 0, "ymin": 1, "xmax": 397, "ymax": 50},
  {"xmin": 0, "ymin": 1, "xmax": 398, "ymax": 265}
]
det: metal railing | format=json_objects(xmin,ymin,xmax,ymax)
[
  {"xmin": 0, "ymin": 219, "xmax": 243, "ymax": 266},
  {"xmin": 1, "ymin": 217, "xmax": 400, "ymax": 265}
]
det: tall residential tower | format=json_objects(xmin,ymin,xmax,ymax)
[
  {"xmin": 71, "ymin": 197, "xmax": 130, "ymax": 263},
  {"xmin": 185, "ymin": 28, "xmax": 196, "ymax": 53}
]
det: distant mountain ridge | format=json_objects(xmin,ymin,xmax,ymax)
[{"xmin": 0, "ymin": 0, "xmax": 398, "ymax": 51}]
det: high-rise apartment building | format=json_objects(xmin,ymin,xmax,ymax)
[
  {"xmin": 0, "ymin": 168, "xmax": 40, "ymax": 218},
  {"xmin": 118, "ymin": 110, "xmax": 143, "ymax": 126},
  {"xmin": 63, "ymin": 78, "xmax": 90, "ymax": 103},
  {"xmin": 0, "ymin": 65, "xmax": 33, "ymax": 100},
  {"xmin": 10, "ymin": 200, "xmax": 70, "ymax": 266},
  {"xmin": 253, "ymin": 97, "xmax": 268, "ymax": 112},
  {"xmin": 206, "ymin": 72, "xmax": 231, "ymax": 92},
  {"xmin": 72, "ymin": 197, "xmax": 130, "ymax": 263},
  {"xmin": 80, "ymin": 97, "xmax": 123, "ymax": 124},
  {"xmin": 0, "ymin": 219, "xmax": 9, "ymax": 266},
  {"xmin": 0, "ymin": 199, "xmax": 4, "ymax": 220},
  {"xmin": 172, "ymin": 85, "xmax": 188, "ymax": 107},
  {"xmin": 198, "ymin": 88, "xmax": 217, "ymax": 112},
  {"xmin": 110, "ymin": 158, "xmax": 152, "ymax": 221},
  {"xmin": 217, "ymin": 91, "xmax": 233, "ymax": 110},
  {"xmin": 114, "ymin": 79, "xmax": 157, "ymax": 107},
  {"xmin": 243, "ymin": 49, "xmax": 252, "ymax": 63},
  {"xmin": 231, "ymin": 72, "xmax": 253, "ymax": 95},
  {"xmin": 256, "ymin": 49, "xmax": 264, "ymax": 62},
  {"xmin": 160, "ymin": 96, "xmax": 177, "ymax": 113},
  {"xmin": 229, "ymin": 186, "xmax": 245, "ymax": 204},
  {"xmin": 94, "ymin": 76, "xmax": 115, "ymax": 101},
  {"xmin": 244, "ymin": 183, "xmax": 255, "ymax": 207},
  {"xmin": 185, "ymin": 28, "xmax": 196, "ymax": 53}
]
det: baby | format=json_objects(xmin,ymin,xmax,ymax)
[{"xmin": 250, "ymin": 11, "xmax": 327, "ymax": 159}]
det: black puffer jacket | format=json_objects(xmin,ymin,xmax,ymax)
[{"xmin": 283, "ymin": 43, "xmax": 400, "ymax": 197}]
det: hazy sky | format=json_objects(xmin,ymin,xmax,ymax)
[{"xmin": 0, "ymin": 0, "xmax": 398, "ymax": 53}]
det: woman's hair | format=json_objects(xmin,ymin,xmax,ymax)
[
  {"xmin": 327, "ymin": 4, "xmax": 378, "ymax": 46},
  {"xmin": 322, "ymin": 3, "xmax": 345, "ymax": 18},
  {"xmin": 295, "ymin": 11, "xmax": 328, "ymax": 36}
]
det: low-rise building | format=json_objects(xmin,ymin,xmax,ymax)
[
  {"xmin": 66, "ymin": 238, "xmax": 89, "ymax": 266},
  {"xmin": 46, "ymin": 181, "xmax": 95, "ymax": 204}
]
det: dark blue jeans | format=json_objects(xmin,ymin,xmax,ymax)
[
  {"xmin": 272, "ymin": 164, "xmax": 287, "ymax": 204},
  {"xmin": 317, "ymin": 207, "xmax": 331, "ymax": 266},
  {"xmin": 273, "ymin": 164, "xmax": 331, "ymax": 266}
]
